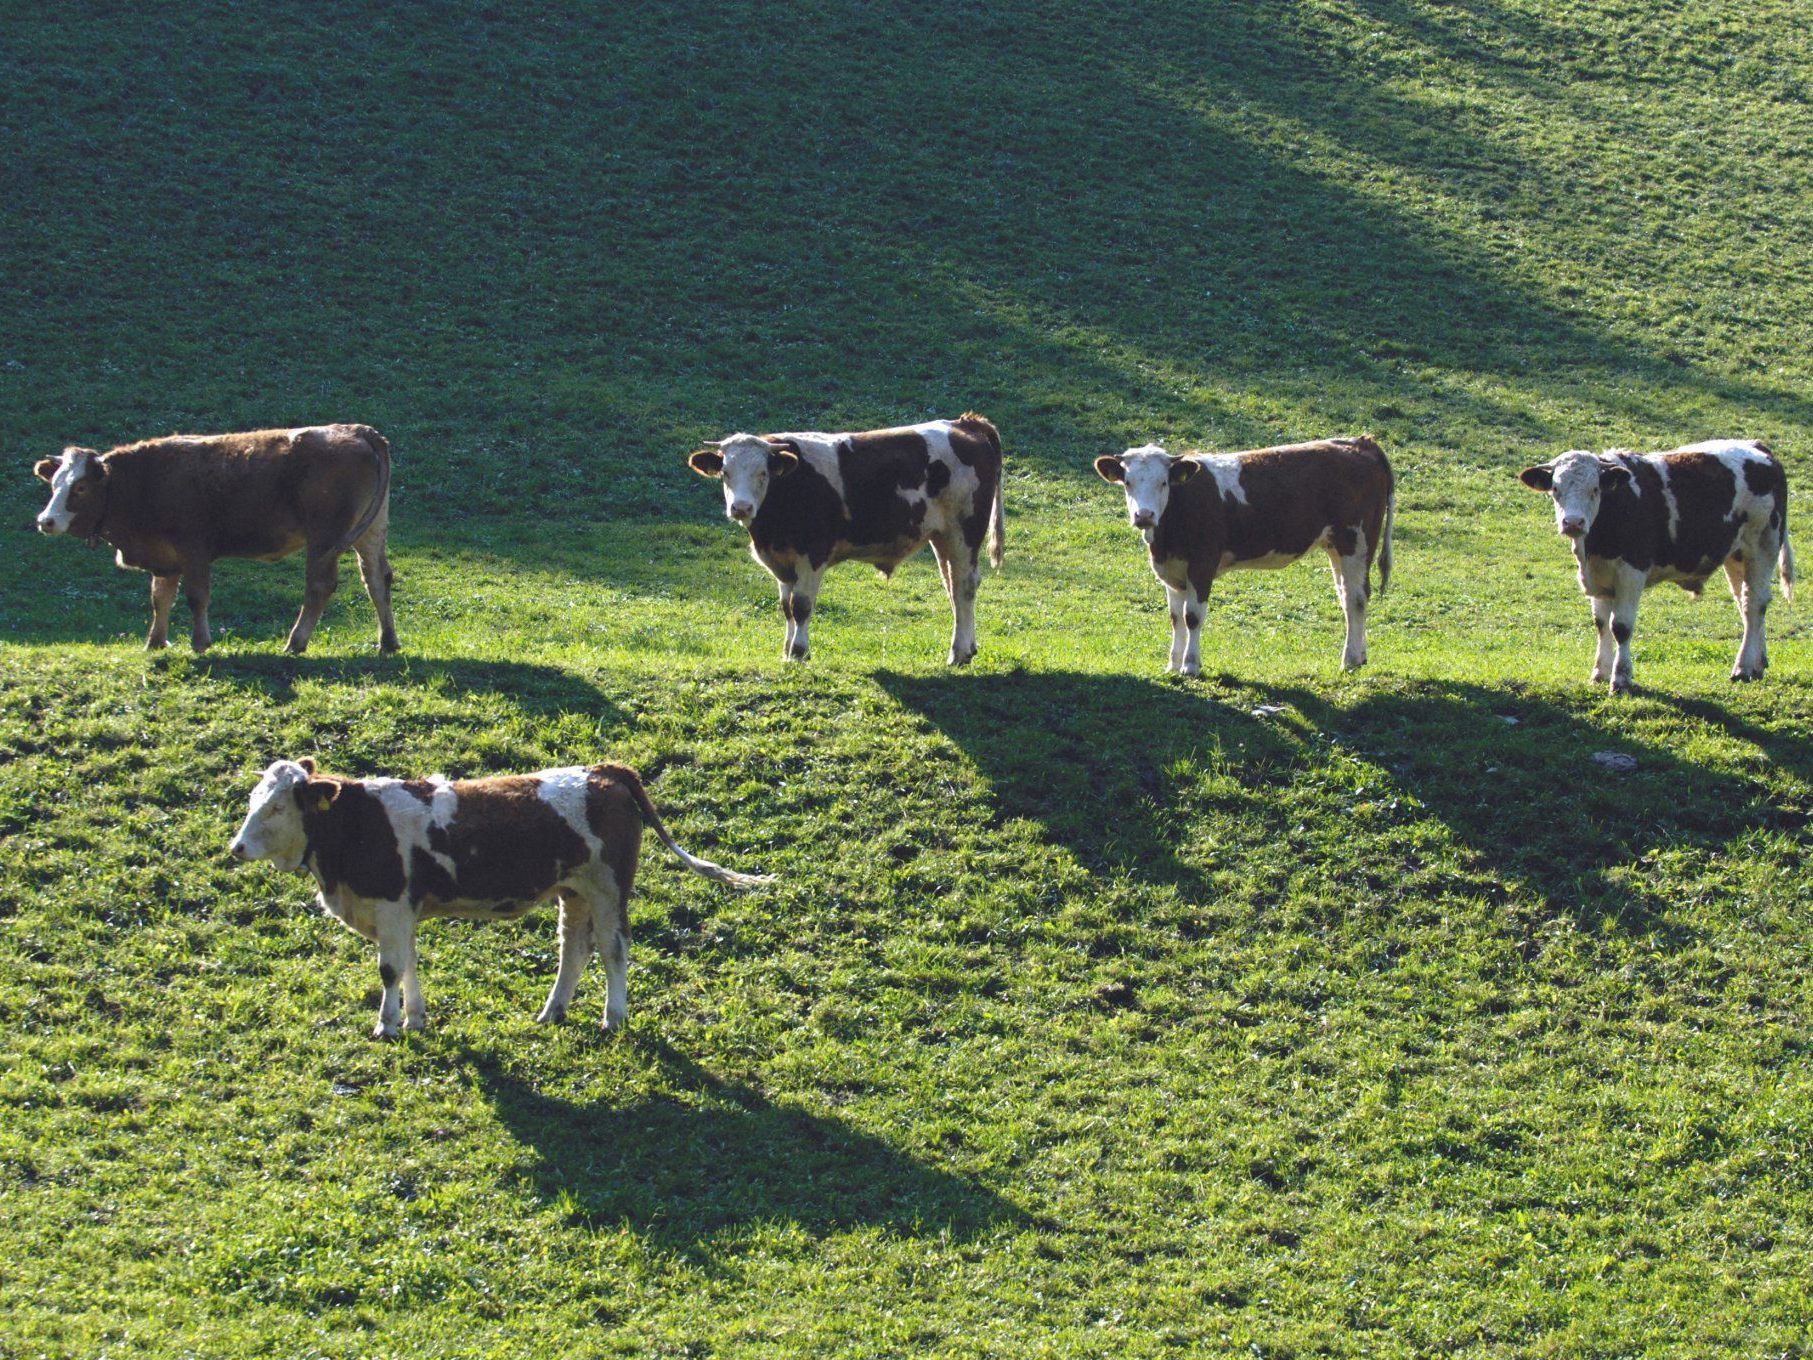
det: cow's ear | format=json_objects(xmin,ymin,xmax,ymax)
[
  {"xmin": 767, "ymin": 447, "xmax": 800, "ymax": 477},
  {"xmin": 1169, "ymin": 458, "xmax": 1202, "ymax": 484},
  {"xmin": 297, "ymin": 778, "xmax": 341, "ymax": 814},
  {"xmin": 297, "ymin": 756, "xmax": 317, "ymax": 775},
  {"xmin": 1094, "ymin": 455, "xmax": 1126, "ymax": 484},
  {"xmin": 1519, "ymin": 465, "xmax": 1554, "ymax": 491},
  {"xmin": 1601, "ymin": 464, "xmax": 1632, "ymax": 491},
  {"xmin": 687, "ymin": 448, "xmax": 724, "ymax": 477},
  {"xmin": 33, "ymin": 458, "xmax": 58, "ymax": 483}
]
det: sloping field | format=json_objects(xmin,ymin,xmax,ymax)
[{"xmin": 3, "ymin": 3, "xmax": 1812, "ymax": 1355}]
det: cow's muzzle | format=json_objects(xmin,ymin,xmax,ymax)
[
  {"xmin": 229, "ymin": 839, "xmax": 251, "ymax": 861},
  {"xmin": 1131, "ymin": 511, "xmax": 1156, "ymax": 529},
  {"xmin": 1560, "ymin": 518, "xmax": 1586, "ymax": 539},
  {"xmin": 729, "ymin": 502, "xmax": 756, "ymax": 523},
  {"xmin": 36, "ymin": 515, "xmax": 63, "ymax": 535}
]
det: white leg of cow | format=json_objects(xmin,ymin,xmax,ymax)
[
  {"xmin": 536, "ymin": 893, "xmax": 595, "ymax": 1024},
  {"xmin": 1590, "ymin": 596, "xmax": 1615, "ymax": 685},
  {"xmin": 372, "ymin": 900, "xmax": 416, "ymax": 1039},
  {"xmin": 400, "ymin": 949, "xmax": 426, "ymax": 1032},
  {"xmin": 1732, "ymin": 551, "xmax": 1774, "ymax": 681},
  {"xmin": 777, "ymin": 581, "xmax": 799, "ymax": 660},
  {"xmin": 353, "ymin": 521, "xmax": 400, "ymax": 655},
  {"xmin": 1163, "ymin": 583, "xmax": 1189, "ymax": 673},
  {"xmin": 1327, "ymin": 538, "xmax": 1370, "ymax": 671},
  {"xmin": 932, "ymin": 535, "xmax": 981, "ymax": 665},
  {"xmin": 785, "ymin": 568, "xmax": 822, "ymax": 662},
  {"xmin": 591, "ymin": 876, "xmax": 630, "ymax": 1032},
  {"xmin": 1608, "ymin": 570, "xmax": 1644, "ymax": 695},
  {"xmin": 1180, "ymin": 584, "xmax": 1206, "ymax": 677},
  {"xmin": 183, "ymin": 560, "xmax": 214, "ymax": 654},
  {"xmin": 147, "ymin": 574, "xmax": 179, "ymax": 650}
]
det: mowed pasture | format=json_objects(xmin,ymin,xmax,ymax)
[{"xmin": 4, "ymin": 2, "xmax": 1813, "ymax": 1356}]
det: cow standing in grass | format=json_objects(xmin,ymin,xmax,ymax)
[
  {"xmin": 687, "ymin": 413, "xmax": 1004, "ymax": 664},
  {"xmin": 1519, "ymin": 439, "xmax": 1794, "ymax": 694},
  {"xmin": 229, "ymin": 759, "xmax": 771, "ymax": 1037},
  {"xmin": 1096, "ymin": 436, "xmax": 1396, "ymax": 675},
  {"xmin": 33, "ymin": 424, "xmax": 397, "ymax": 654}
]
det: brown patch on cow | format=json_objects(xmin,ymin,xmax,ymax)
[
  {"xmin": 1184, "ymin": 608, "xmax": 1202, "ymax": 630},
  {"xmin": 300, "ymin": 779, "xmax": 409, "ymax": 902},
  {"xmin": 1612, "ymin": 621, "xmax": 1632, "ymax": 644},
  {"xmin": 1146, "ymin": 437, "xmax": 1393, "ymax": 598},
  {"xmin": 425, "ymin": 776, "xmax": 591, "ymax": 908}
]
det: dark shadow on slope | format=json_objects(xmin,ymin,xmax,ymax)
[
  {"xmin": 470, "ymin": 1039, "xmax": 1030, "ymax": 1259},
  {"xmin": 1249, "ymin": 677, "xmax": 1810, "ymax": 940}
]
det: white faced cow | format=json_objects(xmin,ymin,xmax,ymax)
[
  {"xmin": 1519, "ymin": 439, "xmax": 1794, "ymax": 693},
  {"xmin": 1096, "ymin": 436, "xmax": 1395, "ymax": 674},
  {"xmin": 687, "ymin": 413, "xmax": 1004, "ymax": 664},
  {"xmin": 230, "ymin": 759, "xmax": 771, "ymax": 1037},
  {"xmin": 33, "ymin": 425, "xmax": 397, "ymax": 654}
]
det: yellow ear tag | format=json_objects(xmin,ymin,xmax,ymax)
[{"xmin": 317, "ymin": 795, "xmax": 331, "ymax": 812}]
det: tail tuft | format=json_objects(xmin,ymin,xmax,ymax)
[
  {"xmin": 595, "ymin": 764, "xmax": 774, "ymax": 889},
  {"xmin": 1377, "ymin": 491, "xmax": 1395, "ymax": 596},
  {"xmin": 1781, "ymin": 529, "xmax": 1795, "ymax": 605}
]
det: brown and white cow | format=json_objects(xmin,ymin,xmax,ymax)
[
  {"xmin": 1095, "ymin": 436, "xmax": 1395, "ymax": 674},
  {"xmin": 687, "ymin": 413, "xmax": 1004, "ymax": 664},
  {"xmin": 230, "ymin": 758, "xmax": 771, "ymax": 1037},
  {"xmin": 33, "ymin": 424, "xmax": 397, "ymax": 654},
  {"xmin": 1519, "ymin": 439, "xmax": 1794, "ymax": 693}
]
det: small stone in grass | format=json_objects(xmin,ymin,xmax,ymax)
[{"xmin": 1591, "ymin": 751, "xmax": 1638, "ymax": 773}]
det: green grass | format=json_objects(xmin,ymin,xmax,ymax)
[{"xmin": 5, "ymin": 2, "xmax": 1813, "ymax": 1356}]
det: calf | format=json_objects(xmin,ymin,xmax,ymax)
[
  {"xmin": 230, "ymin": 759, "xmax": 770, "ymax": 1037},
  {"xmin": 1519, "ymin": 439, "xmax": 1794, "ymax": 693},
  {"xmin": 1095, "ymin": 436, "xmax": 1395, "ymax": 674},
  {"xmin": 688, "ymin": 413, "xmax": 1004, "ymax": 664},
  {"xmin": 33, "ymin": 424, "xmax": 397, "ymax": 654}
]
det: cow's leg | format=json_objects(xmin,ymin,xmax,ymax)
[
  {"xmin": 372, "ymin": 901, "xmax": 417, "ymax": 1039},
  {"xmin": 1179, "ymin": 583, "xmax": 1207, "ymax": 677},
  {"xmin": 353, "ymin": 520, "xmax": 400, "ymax": 655},
  {"xmin": 183, "ymin": 560, "xmax": 214, "ymax": 653},
  {"xmin": 535, "ymin": 893, "xmax": 595, "ymax": 1024},
  {"xmin": 1608, "ymin": 570, "xmax": 1644, "ymax": 695},
  {"xmin": 400, "ymin": 945, "xmax": 426, "ymax": 1032},
  {"xmin": 784, "ymin": 567, "xmax": 823, "ymax": 662},
  {"xmin": 932, "ymin": 534, "xmax": 981, "ymax": 665},
  {"xmin": 591, "ymin": 875, "xmax": 631, "ymax": 1031},
  {"xmin": 1732, "ymin": 550, "xmax": 1774, "ymax": 681},
  {"xmin": 1164, "ymin": 583, "xmax": 1190, "ymax": 673},
  {"xmin": 147, "ymin": 574, "xmax": 179, "ymax": 651},
  {"xmin": 776, "ymin": 580, "xmax": 799, "ymax": 659},
  {"xmin": 286, "ymin": 551, "xmax": 341, "ymax": 654},
  {"xmin": 1326, "ymin": 537, "xmax": 1370, "ymax": 671},
  {"xmin": 1590, "ymin": 595, "xmax": 1616, "ymax": 684}
]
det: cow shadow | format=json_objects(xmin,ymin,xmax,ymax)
[
  {"xmin": 466, "ymin": 1039, "xmax": 1030, "ymax": 1259},
  {"xmin": 878, "ymin": 669, "xmax": 1801, "ymax": 943}
]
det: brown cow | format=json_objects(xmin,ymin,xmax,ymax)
[
  {"xmin": 229, "ymin": 759, "xmax": 772, "ymax": 1037},
  {"xmin": 33, "ymin": 424, "xmax": 397, "ymax": 654},
  {"xmin": 1095, "ymin": 436, "xmax": 1395, "ymax": 674}
]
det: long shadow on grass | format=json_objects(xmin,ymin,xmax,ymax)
[
  {"xmin": 189, "ymin": 651, "xmax": 625, "ymax": 728},
  {"xmin": 1247, "ymin": 677, "xmax": 1810, "ymax": 938},
  {"xmin": 470, "ymin": 1040, "xmax": 1029, "ymax": 1257}
]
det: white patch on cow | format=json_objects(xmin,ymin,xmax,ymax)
[
  {"xmin": 371, "ymin": 778, "xmax": 458, "ymax": 884},
  {"xmin": 230, "ymin": 760, "xmax": 312, "ymax": 870},
  {"xmin": 764, "ymin": 430, "xmax": 849, "ymax": 499},
  {"xmin": 535, "ymin": 768, "xmax": 606, "ymax": 855},
  {"xmin": 1200, "ymin": 454, "xmax": 1248, "ymax": 505},
  {"xmin": 36, "ymin": 448, "xmax": 98, "ymax": 535},
  {"xmin": 1655, "ymin": 458, "xmax": 1682, "ymax": 541}
]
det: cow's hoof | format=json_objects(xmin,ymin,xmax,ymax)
[
  {"xmin": 371, "ymin": 1022, "xmax": 400, "ymax": 1040},
  {"xmin": 379, "ymin": 638, "xmax": 401, "ymax": 656},
  {"xmin": 1179, "ymin": 663, "xmax": 1201, "ymax": 678},
  {"xmin": 602, "ymin": 1011, "xmax": 629, "ymax": 1033},
  {"xmin": 1341, "ymin": 656, "xmax": 1367, "ymax": 672},
  {"xmin": 1590, "ymin": 667, "xmax": 1609, "ymax": 684},
  {"xmin": 785, "ymin": 647, "xmax": 809, "ymax": 662},
  {"xmin": 947, "ymin": 648, "xmax": 977, "ymax": 667},
  {"xmin": 402, "ymin": 1011, "xmax": 428, "ymax": 1031},
  {"xmin": 1609, "ymin": 678, "xmax": 1634, "ymax": 696},
  {"xmin": 146, "ymin": 638, "xmax": 169, "ymax": 652},
  {"xmin": 534, "ymin": 1005, "xmax": 567, "ymax": 1024},
  {"xmin": 1730, "ymin": 668, "xmax": 1764, "ymax": 683}
]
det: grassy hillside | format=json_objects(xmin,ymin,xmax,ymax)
[{"xmin": 4, "ymin": 2, "xmax": 1812, "ymax": 1356}]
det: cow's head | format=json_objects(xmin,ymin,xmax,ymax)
[
  {"xmin": 688, "ymin": 434, "xmax": 801, "ymax": 525},
  {"xmin": 1519, "ymin": 452, "xmax": 1632, "ymax": 540},
  {"xmin": 230, "ymin": 757, "xmax": 336, "ymax": 872},
  {"xmin": 1095, "ymin": 444, "xmax": 1201, "ymax": 532},
  {"xmin": 34, "ymin": 447, "xmax": 107, "ymax": 539}
]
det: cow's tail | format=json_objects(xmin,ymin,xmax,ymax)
[
  {"xmin": 957, "ymin": 411, "xmax": 1005, "ymax": 569},
  {"xmin": 1355, "ymin": 434, "xmax": 1394, "ymax": 597},
  {"xmin": 326, "ymin": 424, "xmax": 392, "ymax": 557},
  {"xmin": 1780, "ymin": 524, "xmax": 1796, "ymax": 604},
  {"xmin": 602, "ymin": 764, "xmax": 774, "ymax": 888}
]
